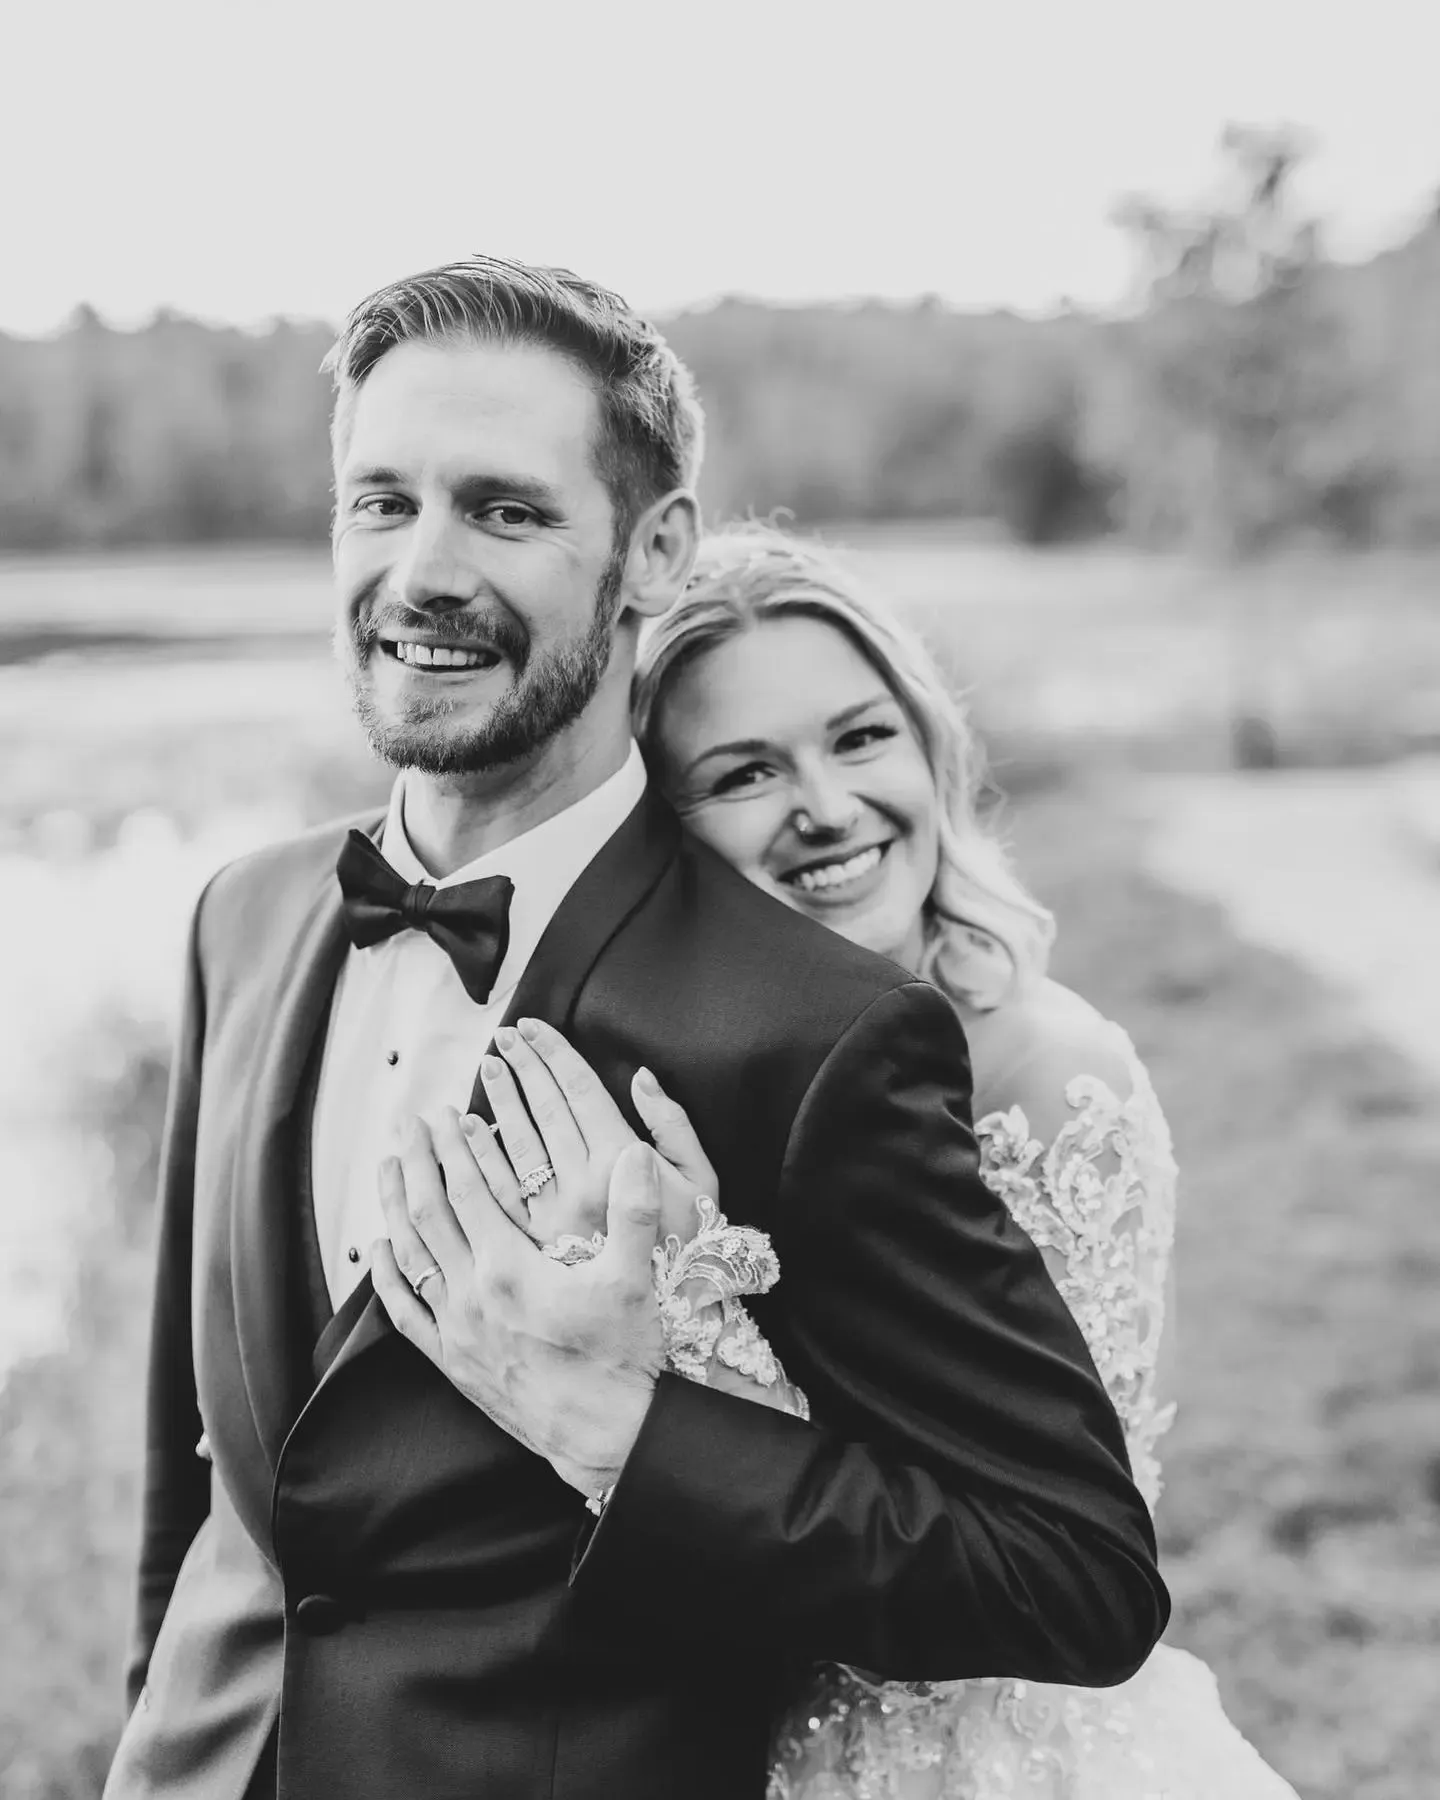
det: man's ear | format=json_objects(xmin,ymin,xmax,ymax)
[{"xmin": 619, "ymin": 490, "xmax": 700, "ymax": 621}]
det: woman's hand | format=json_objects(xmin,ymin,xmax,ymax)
[
  {"xmin": 473, "ymin": 1017, "xmax": 717, "ymax": 1249},
  {"xmin": 389, "ymin": 1021, "xmax": 808, "ymax": 1427}
]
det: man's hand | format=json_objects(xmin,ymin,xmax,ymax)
[{"xmin": 372, "ymin": 1108, "xmax": 666, "ymax": 1502}]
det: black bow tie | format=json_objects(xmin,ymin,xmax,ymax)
[{"xmin": 336, "ymin": 828, "xmax": 515, "ymax": 1005}]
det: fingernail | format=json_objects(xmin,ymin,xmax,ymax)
[
  {"xmin": 494, "ymin": 1027, "xmax": 517, "ymax": 1053},
  {"xmin": 461, "ymin": 1113, "xmax": 482, "ymax": 1136},
  {"xmin": 481, "ymin": 1055, "xmax": 503, "ymax": 1080},
  {"xmin": 517, "ymin": 1018, "xmax": 540, "ymax": 1042},
  {"xmin": 635, "ymin": 1066, "xmax": 659, "ymax": 1095}
]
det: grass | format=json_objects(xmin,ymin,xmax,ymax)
[
  {"xmin": 2, "ymin": 774, "xmax": 1437, "ymax": 1797},
  {"xmin": 1011, "ymin": 783, "xmax": 1440, "ymax": 1800},
  {"xmin": 0, "ymin": 1046, "xmax": 161, "ymax": 1799}
]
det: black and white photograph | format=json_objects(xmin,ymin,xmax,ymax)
[{"xmin": 2, "ymin": 5, "xmax": 1438, "ymax": 1797}]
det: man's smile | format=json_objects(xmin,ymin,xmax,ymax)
[{"xmin": 377, "ymin": 634, "xmax": 505, "ymax": 674}]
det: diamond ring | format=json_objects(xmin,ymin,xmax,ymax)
[{"xmin": 517, "ymin": 1163, "xmax": 557, "ymax": 1202}]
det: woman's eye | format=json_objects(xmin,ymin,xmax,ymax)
[
  {"xmin": 712, "ymin": 762, "xmax": 772, "ymax": 796},
  {"xmin": 836, "ymin": 723, "xmax": 898, "ymax": 753}
]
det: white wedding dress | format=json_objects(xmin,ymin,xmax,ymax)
[{"xmin": 550, "ymin": 1017, "xmax": 1300, "ymax": 1797}]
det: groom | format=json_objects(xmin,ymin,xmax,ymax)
[{"xmin": 107, "ymin": 256, "xmax": 1167, "ymax": 1800}]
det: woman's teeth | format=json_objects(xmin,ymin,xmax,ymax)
[
  {"xmin": 789, "ymin": 845, "xmax": 885, "ymax": 894},
  {"xmin": 393, "ymin": 641, "xmax": 493, "ymax": 669}
]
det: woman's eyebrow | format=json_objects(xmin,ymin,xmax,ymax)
[
  {"xmin": 826, "ymin": 694, "xmax": 894, "ymax": 730},
  {"xmin": 684, "ymin": 737, "xmax": 771, "ymax": 775},
  {"xmin": 684, "ymin": 695, "xmax": 894, "ymax": 779}
]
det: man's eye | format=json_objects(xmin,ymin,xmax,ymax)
[
  {"xmin": 356, "ymin": 495, "xmax": 411, "ymax": 518},
  {"xmin": 481, "ymin": 503, "xmax": 537, "ymax": 528}
]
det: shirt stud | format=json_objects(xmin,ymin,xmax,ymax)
[
  {"xmin": 347, "ymin": 1245, "xmax": 361, "ymax": 1264},
  {"xmin": 386, "ymin": 1050, "xmax": 399, "ymax": 1066}
]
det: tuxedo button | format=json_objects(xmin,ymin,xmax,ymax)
[{"xmin": 294, "ymin": 1593, "xmax": 343, "ymax": 1636}]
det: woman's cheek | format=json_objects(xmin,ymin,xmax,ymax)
[
  {"xmin": 895, "ymin": 752, "xmax": 941, "ymax": 842},
  {"xmin": 679, "ymin": 794, "xmax": 780, "ymax": 876}
]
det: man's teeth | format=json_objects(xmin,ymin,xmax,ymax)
[
  {"xmin": 394, "ymin": 641, "xmax": 490, "ymax": 669},
  {"xmin": 791, "ymin": 845, "xmax": 884, "ymax": 893}
]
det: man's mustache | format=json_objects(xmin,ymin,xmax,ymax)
[{"xmin": 351, "ymin": 591, "xmax": 530, "ymax": 668}]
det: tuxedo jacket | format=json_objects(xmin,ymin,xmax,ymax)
[{"xmin": 107, "ymin": 788, "xmax": 1168, "ymax": 1800}]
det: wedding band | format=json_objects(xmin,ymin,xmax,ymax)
[
  {"xmin": 517, "ymin": 1163, "xmax": 557, "ymax": 1202},
  {"xmin": 411, "ymin": 1264, "xmax": 442, "ymax": 1298}
]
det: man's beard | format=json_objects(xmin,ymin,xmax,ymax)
[{"xmin": 341, "ymin": 552, "xmax": 625, "ymax": 777}]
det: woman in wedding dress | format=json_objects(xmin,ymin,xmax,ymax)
[{"xmin": 428, "ymin": 521, "xmax": 1302, "ymax": 1798}]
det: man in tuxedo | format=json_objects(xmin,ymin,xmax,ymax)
[{"xmin": 107, "ymin": 256, "xmax": 1168, "ymax": 1800}]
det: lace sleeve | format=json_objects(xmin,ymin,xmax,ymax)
[
  {"xmin": 976, "ymin": 1027, "xmax": 1178, "ymax": 1508},
  {"xmin": 543, "ymin": 1197, "xmax": 810, "ymax": 1420}
]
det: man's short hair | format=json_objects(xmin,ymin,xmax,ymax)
[{"xmin": 324, "ymin": 255, "xmax": 705, "ymax": 538}]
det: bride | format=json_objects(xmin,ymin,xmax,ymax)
[{"xmin": 410, "ymin": 522, "xmax": 1300, "ymax": 1798}]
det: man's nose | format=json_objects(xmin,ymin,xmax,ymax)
[{"xmin": 394, "ymin": 511, "xmax": 480, "ymax": 615}]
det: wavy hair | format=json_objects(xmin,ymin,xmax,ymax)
[{"xmin": 633, "ymin": 523, "xmax": 1055, "ymax": 1010}]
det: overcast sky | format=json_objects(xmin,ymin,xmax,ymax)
[{"xmin": 5, "ymin": 0, "xmax": 1437, "ymax": 334}]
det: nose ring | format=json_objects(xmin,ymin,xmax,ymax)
[{"xmin": 794, "ymin": 809, "xmax": 822, "ymax": 841}]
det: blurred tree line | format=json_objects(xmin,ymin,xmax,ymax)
[{"xmin": 2, "ymin": 136, "xmax": 1437, "ymax": 554}]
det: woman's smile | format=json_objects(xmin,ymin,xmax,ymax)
[{"xmin": 777, "ymin": 839, "xmax": 894, "ymax": 903}]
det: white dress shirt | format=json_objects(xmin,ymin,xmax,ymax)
[{"xmin": 310, "ymin": 743, "xmax": 649, "ymax": 1307}]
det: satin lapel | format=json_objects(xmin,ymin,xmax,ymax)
[
  {"xmin": 229, "ymin": 831, "xmax": 365, "ymax": 1475},
  {"xmin": 468, "ymin": 786, "xmax": 682, "ymax": 1117},
  {"xmin": 313, "ymin": 788, "xmax": 682, "ymax": 1391}
]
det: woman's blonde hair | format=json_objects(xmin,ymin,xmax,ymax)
[{"xmin": 633, "ymin": 522, "xmax": 1055, "ymax": 1011}]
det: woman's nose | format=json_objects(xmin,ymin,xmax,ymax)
[{"xmin": 792, "ymin": 767, "xmax": 863, "ymax": 841}]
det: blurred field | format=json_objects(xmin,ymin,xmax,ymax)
[
  {"xmin": 4, "ymin": 534, "xmax": 1440, "ymax": 836},
  {"xmin": 2, "ymin": 539, "xmax": 1439, "ymax": 1799}
]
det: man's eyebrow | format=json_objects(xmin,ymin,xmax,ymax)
[
  {"xmin": 341, "ymin": 465, "xmax": 406, "ymax": 488},
  {"xmin": 339, "ymin": 466, "xmax": 564, "ymax": 512},
  {"xmin": 450, "ymin": 473, "xmax": 564, "ymax": 512}
]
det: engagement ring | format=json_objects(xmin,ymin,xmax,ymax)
[{"xmin": 517, "ymin": 1163, "xmax": 557, "ymax": 1202}]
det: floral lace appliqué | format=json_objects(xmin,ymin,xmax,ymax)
[
  {"xmin": 975, "ymin": 1044, "xmax": 1177, "ymax": 1511},
  {"xmin": 769, "ymin": 1029, "xmax": 1185, "ymax": 1800},
  {"xmin": 544, "ymin": 1196, "xmax": 809, "ymax": 1417}
]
